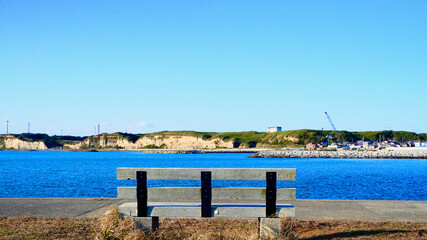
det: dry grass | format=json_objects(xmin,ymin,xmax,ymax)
[
  {"xmin": 95, "ymin": 206, "xmax": 143, "ymax": 240},
  {"xmin": 151, "ymin": 218, "xmax": 259, "ymax": 240},
  {"xmin": 1, "ymin": 207, "xmax": 426, "ymax": 240},
  {"xmin": 294, "ymin": 219, "xmax": 427, "ymax": 239},
  {"xmin": 95, "ymin": 206, "xmax": 259, "ymax": 240},
  {"xmin": 0, "ymin": 216, "xmax": 97, "ymax": 240}
]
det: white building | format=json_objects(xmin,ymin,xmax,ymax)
[
  {"xmin": 414, "ymin": 142, "xmax": 426, "ymax": 147},
  {"xmin": 267, "ymin": 126, "xmax": 282, "ymax": 133}
]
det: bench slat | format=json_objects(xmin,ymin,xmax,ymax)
[
  {"xmin": 117, "ymin": 168, "xmax": 296, "ymax": 181},
  {"xmin": 117, "ymin": 187, "xmax": 296, "ymax": 201},
  {"xmin": 118, "ymin": 202, "xmax": 295, "ymax": 218}
]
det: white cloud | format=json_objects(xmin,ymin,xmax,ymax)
[
  {"xmin": 136, "ymin": 121, "xmax": 150, "ymax": 128},
  {"xmin": 127, "ymin": 121, "xmax": 154, "ymax": 133}
]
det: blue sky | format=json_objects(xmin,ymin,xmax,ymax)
[{"xmin": 1, "ymin": 1, "xmax": 426, "ymax": 136}]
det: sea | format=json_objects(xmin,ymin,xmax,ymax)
[{"xmin": 0, "ymin": 151, "xmax": 425, "ymax": 200}]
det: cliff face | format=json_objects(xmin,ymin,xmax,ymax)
[
  {"xmin": 0, "ymin": 131, "xmax": 303, "ymax": 150},
  {"xmin": 3, "ymin": 136, "xmax": 48, "ymax": 150},
  {"xmin": 75, "ymin": 134, "xmax": 136, "ymax": 149},
  {"xmin": 63, "ymin": 142, "xmax": 82, "ymax": 150},
  {"xmin": 71, "ymin": 133, "xmax": 234, "ymax": 149},
  {"xmin": 135, "ymin": 135, "xmax": 234, "ymax": 149}
]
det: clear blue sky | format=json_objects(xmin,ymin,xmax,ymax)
[{"xmin": 1, "ymin": 1, "xmax": 426, "ymax": 136}]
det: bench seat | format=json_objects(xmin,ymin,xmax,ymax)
[{"xmin": 118, "ymin": 202, "xmax": 295, "ymax": 218}]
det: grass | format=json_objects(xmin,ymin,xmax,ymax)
[
  {"xmin": 141, "ymin": 144, "xmax": 167, "ymax": 149},
  {"xmin": 294, "ymin": 220, "xmax": 427, "ymax": 239},
  {"xmin": 115, "ymin": 132, "xmax": 143, "ymax": 143},
  {"xmin": 1, "ymin": 206, "xmax": 426, "ymax": 240},
  {"xmin": 0, "ymin": 216, "xmax": 97, "ymax": 240}
]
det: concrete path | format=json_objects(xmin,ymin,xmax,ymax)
[
  {"xmin": 288, "ymin": 200, "xmax": 427, "ymax": 222},
  {"xmin": 0, "ymin": 198, "xmax": 127, "ymax": 218},
  {"xmin": 0, "ymin": 198, "xmax": 426, "ymax": 222}
]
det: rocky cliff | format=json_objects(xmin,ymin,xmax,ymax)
[
  {"xmin": 1, "ymin": 135, "xmax": 48, "ymax": 150},
  {"xmin": 135, "ymin": 135, "xmax": 234, "ymax": 149},
  {"xmin": 66, "ymin": 133, "xmax": 234, "ymax": 149},
  {"xmin": 1, "ymin": 131, "xmax": 300, "ymax": 150}
]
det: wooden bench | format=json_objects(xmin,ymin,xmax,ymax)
[{"xmin": 117, "ymin": 168, "xmax": 296, "ymax": 236}]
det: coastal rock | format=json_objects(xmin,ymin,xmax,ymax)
[
  {"xmin": 75, "ymin": 133, "xmax": 234, "ymax": 150},
  {"xmin": 249, "ymin": 149, "xmax": 427, "ymax": 159},
  {"xmin": 4, "ymin": 136, "xmax": 47, "ymax": 150},
  {"xmin": 63, "ymin": 142, "xmax": 82, "ymax": 149},
  {"xmin": 135, "ymin": 135, "xmax": 234, "ymax": 149}
]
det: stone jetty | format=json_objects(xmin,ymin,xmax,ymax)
[
  {"xmin": 249, "ymin": 150, "xmax": 427, "ymax": 159},
  {"xmin": 140, "ymin": 149, "xmax": 261, "ymax": 154}
]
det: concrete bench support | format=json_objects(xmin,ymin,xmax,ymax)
[
  {"xmin": 133, "ymin": 217, "xmax": 159, "ymax": 233},
  {"xmin": 259, "ymin": 218, "xmax": 281, "ymax": 240}
]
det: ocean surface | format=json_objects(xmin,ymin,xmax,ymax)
[{"xmin": 0, "ymin": 151, "xmax": 425, "ymax": 200}]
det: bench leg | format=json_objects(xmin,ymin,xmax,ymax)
[
  {"xmin": 133, "ymin": 217, "xmax": 159, "ymax": 233},
  {"xmin": 259, "ymin": 218, "xmax": 281, "ymax": 239}
]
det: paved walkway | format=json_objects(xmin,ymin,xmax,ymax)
[
  {"xmin": 0, "ymin": 198, "xmax": 426, "ymax": 222},
  {"xmin": 289, "ymin": 200, "xmax": 427, "ymax": 222}
]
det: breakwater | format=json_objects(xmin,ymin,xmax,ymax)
[
  {"xmin": 249, "ymin": 150, "xmax": 427, "ymax": 159},
  {"xmin": 140, "ymin": 149, "xmax": 261, "ymax": 154}
]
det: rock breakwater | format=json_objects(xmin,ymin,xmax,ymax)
[
  {"xmin": 249, "ymin": 150, "xmax": 427, "ymax": 159},
  {"xmin": 141, "ymin": 149, "xmax": 261, "ymax": 154}
]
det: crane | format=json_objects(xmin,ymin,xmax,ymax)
[{"xmin": 324, "ymin": 112, "xmax": 337, "ymax": 131}]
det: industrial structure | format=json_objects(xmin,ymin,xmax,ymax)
[
  {"xmin": 267, "ymin": 126, "xmax": 282, "ymax": 133},
  {"xmin": 324, "ymin": 112, "xmax": 336, "ymax": 131}
]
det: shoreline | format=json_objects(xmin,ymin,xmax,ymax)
[
  {"xmin": 249, "ymin": 149, "xmax": 427, "ymax": 159},
  {"xmin": 2, "ymin": 148, "xmax": 427, "ymax": 159},
  {"xmin": 0, "ymin": 148, "xmax": 265, "ymax": 153},
  {"xmin": 139, "ymin": 148, "xmax": 262, "ymax": 154}
]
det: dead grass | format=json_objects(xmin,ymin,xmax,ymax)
[
  {"xmin": 1, "ymin": 207, "xmax": 426, "ymax": 240},
  {"xmin": 95, "ymin": 206, "xmax": 142, "ymax": 240},
  {"xmin": 294, "ymin": 219, "xmax": 427, "ymax": 239},
  {"xmin": 0, "ymin": 216, "xmax": 97, "ymax": 240},
  {"xmin": 95, "ymin": 206, "xmax": 259, "ymax": 240},
  {"xmin": 151, "ymin": 218, "xmax": 259, "ymax": 240}
]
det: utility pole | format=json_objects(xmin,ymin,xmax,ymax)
[
  {"xmin": 28, "ymin": 122, "xmax": 30, "ymax": 133},
  {"xmin": 6, "ymin": 120, "xmax": 9, "ymax": 134}
]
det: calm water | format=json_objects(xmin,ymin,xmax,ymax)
[{"xmin": 0, "ymin": 151, "xmax": 426, "ymax": 200}]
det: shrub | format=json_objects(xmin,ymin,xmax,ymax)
[
  {"xmin": 202, "ymin": 134, "xmax": 212, "ymax": 140},
  {"xmin": 247, "ymin": 141, "xmax": 257, "ymax": 148},
  {"xmin": 142, "ymin": 144, "xmax": 160, "ymax": 149},
  {"xmin": 233, "ymin": 139, "xmax": 242, "ymax": 148}
]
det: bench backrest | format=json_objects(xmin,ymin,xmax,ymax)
[
  {"xmin": 118, "ymin": 168, "xmax": 296, "ymax": 180},
  {"xmin": 117, "ymin": 168, "xmax": 296, "ymax": 217}
]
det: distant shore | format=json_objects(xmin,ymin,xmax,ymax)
[
  {"xmin": 3, "ymin": 148, "xmax": 427, "ymax": 159},
  {"xmin": 2, "ymin": 130, "xmax": 426, "ymax": 151}
]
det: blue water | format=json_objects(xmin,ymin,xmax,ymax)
[{"xmin": 0, "ymin": 151, "xmax": 426, "ymax": 200}]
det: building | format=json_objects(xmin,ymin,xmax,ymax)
[
  {"xmin": 306, "ymin": 143, "xmax": 318, "ymax": 150},
  {"xmin": 362, "ymin": 141, "xmax": 374, "ymax": 148},
  {"xmin": 414, "ymin": 142, "xmax": 426, "ymax": 147},
  {"xmin": 267, "ymin": 126, "xmax": 282, "ymax": 133}
]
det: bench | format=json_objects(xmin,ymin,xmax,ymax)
[{"xmin": 116, "ymin": 168, "xmax": 296, "ymax": 237}]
